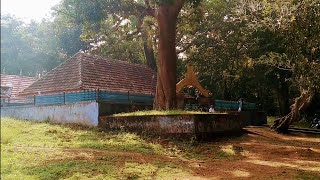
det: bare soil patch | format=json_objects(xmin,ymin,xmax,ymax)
[{"xmin": 179, "ymin": 127, "xmax": 320, "ymax": 179}]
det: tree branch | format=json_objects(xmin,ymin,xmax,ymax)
[
  {"xmin": 268, "ymin": 64, "xmax": 293, "ymax": 71},
  {"xmin": 131, "ymin": 1, "xmax": 155, "ymax": 17}
]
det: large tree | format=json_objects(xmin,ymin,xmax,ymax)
[{"xmin": 57, "ymin": 0, "xmax": 202, "ymax": 110}]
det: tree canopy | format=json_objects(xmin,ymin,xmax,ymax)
[{"xmin": 1, "ymin": 14, "xmax": 87, "ymax": 76}]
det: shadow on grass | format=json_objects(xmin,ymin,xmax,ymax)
[{"xmin": 134, "ymin": 129, "xmax": 248, "ymax": 161}]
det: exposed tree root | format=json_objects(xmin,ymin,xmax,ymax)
[{"xmin": 272, "ymin": 90, "xmax": 314, "ymax": 133}]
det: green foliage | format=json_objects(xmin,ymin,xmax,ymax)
[
  {"xmin": 0, "ymin": 14, "xmax": 85, "ymax": 76},
  {"xmin": 232, "ymin": 0, "xmax": 320, "ymax": 91},
  {"xmin": 55, "ymin": 0, "xmax": 148, "ymax": 64},
  {"xmin": 0, "ymin": 15, "xmax": 48, "ymax": 75},
  {"xmin": 179, "ymin": 0, "xmax": 319, "ymax": 115},
  {"xmin": 237, "ymin": 0, "xmax": 319, "ymax": 116},
  {"xmin": 182, "ymin": 0, "xmax": 266, "ymax": 103}
]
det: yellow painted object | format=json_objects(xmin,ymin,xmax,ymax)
[{"xmin": 176, "ymin": 64, "xmax": 211, "ymax": 97}]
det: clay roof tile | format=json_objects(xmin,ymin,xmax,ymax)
[{"xmin": 19, "ymin": 53, "xmax": 156, "ymax": 96}]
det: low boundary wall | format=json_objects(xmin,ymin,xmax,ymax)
[
  {"xmin": 99, "ymin": 113, "xmax": 244, "ymax": 139},
  {"xmin": 0, "ymin": 102, "xmax": 99, "ymax": 127}
]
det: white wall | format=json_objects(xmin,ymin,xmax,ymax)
[{"xmin": 1, "ymin": 102, "xmax": 99, "ymax": 127}]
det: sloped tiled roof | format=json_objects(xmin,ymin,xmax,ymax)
[
  {"xmin": 20, "ymin": 53, "xmax": 156, "ymax": 96},
  {"xmin": 1, "ymin": 74, "xmax": 36, "ymax": 98}
]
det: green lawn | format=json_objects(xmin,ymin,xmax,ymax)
[
  {"xmin": 1, "ymin": 118, "xmax": 229, "ymax": 180},
  {"xmin": 267, "ymin": 116, "xmax": 313, "ymax": 128},
  {"xmin": 3, "ymin": 118, "xmax": 317, "ymax": 179},
  {"xmin": 1, "ymin": 118, "xmax": 194, "ymax": 179}
]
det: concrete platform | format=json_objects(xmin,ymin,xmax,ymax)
[{"xmin": 99, "ymin": 113, "xmax": 247, "ymax": 139}]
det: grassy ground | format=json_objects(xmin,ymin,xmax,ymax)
[
  {"xmin": 267, "ymin": 116, "xmax": 312, "ymax": 128},
  {"xmin": 267, "ymin": 116, "xmax": 278, "ymax": 126},
  {"xmin": 0, "ymin": 118, "xmax": 229, "ymax": 180},
  {"xmin": 293, "ymin": 119, "xmax": 312, "ymax": 128},
  {"xmin": 2, "ymin": 118, "xmax": 319, "ymax": 179}
]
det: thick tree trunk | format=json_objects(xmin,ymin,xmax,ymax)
[
  {"xmin": 276, "ymin": 81, "xmax": 290, "ymax": 116},
  {"xmin": 154, "ymin": 2, "xmax": 183, "ymax": 110},
  {"xmin": 272, "ymin": 90, "xmax": 314, "ymax": 133}
]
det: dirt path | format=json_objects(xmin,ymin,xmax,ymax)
[
  {"xmin": 10, "ymin": 127, "xmax": 320, "ymax": 179},
  {"xmin": 193, "ymin": 127, "xmax": 320, "ymax": 179}
]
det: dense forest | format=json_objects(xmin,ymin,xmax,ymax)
[{"xmin": 1, "ymin": 0, "xmax": 319, "ymax": 127}]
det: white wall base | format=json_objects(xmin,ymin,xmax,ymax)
[{"xmin": 1, "ymin": 102, "xmax": 99, "ymax": 127}]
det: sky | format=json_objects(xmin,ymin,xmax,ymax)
[{"xmin": 1, "ymin": 0, "xmax": 61, "ymax": 22}]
